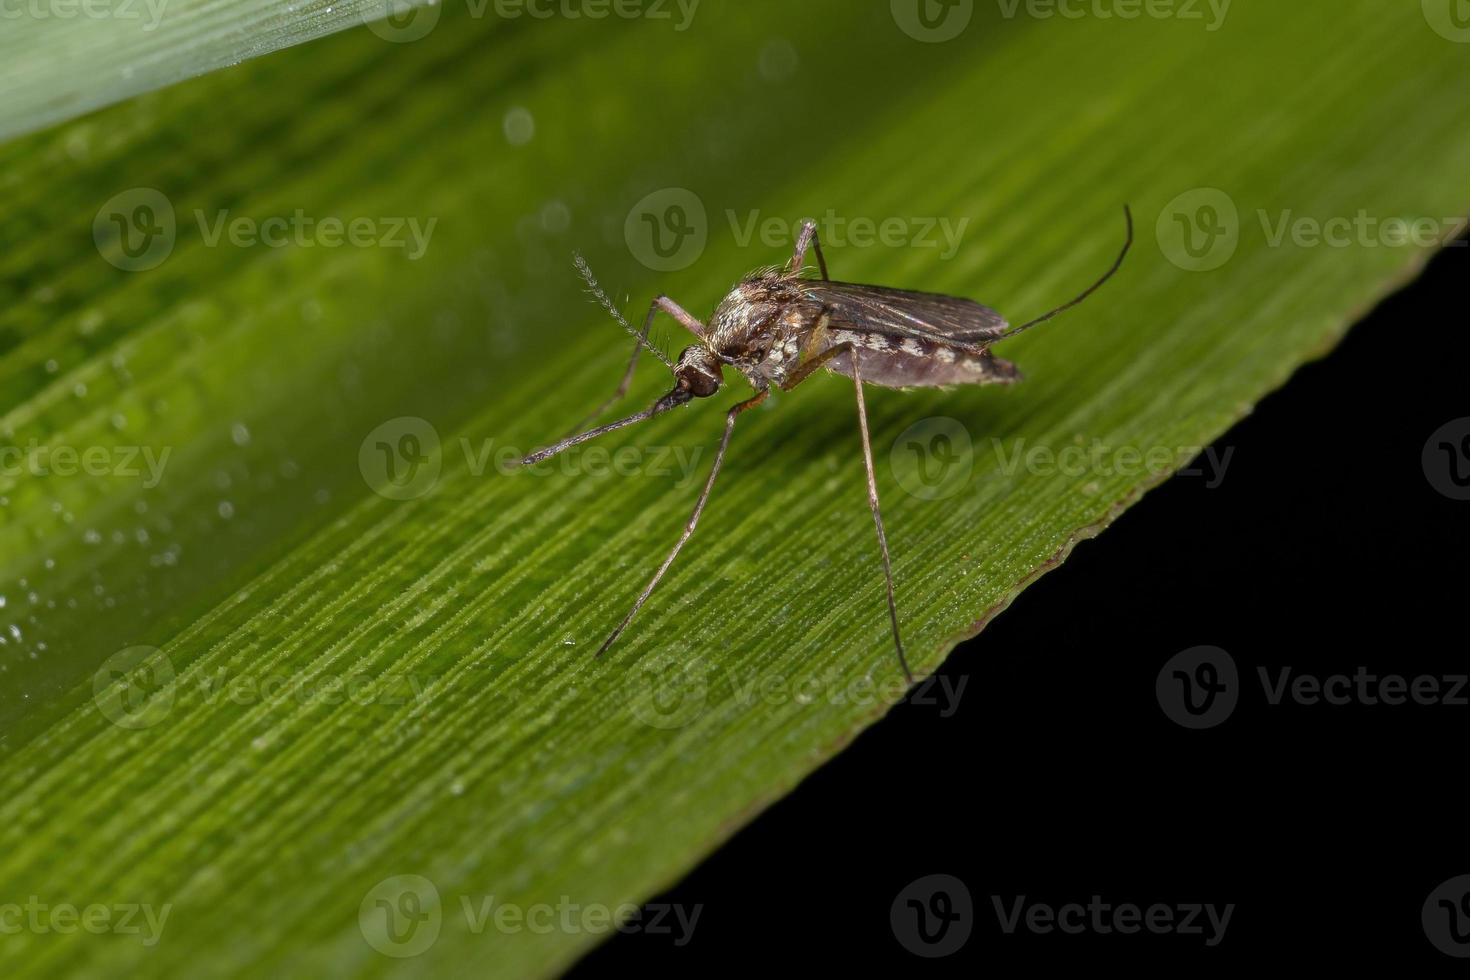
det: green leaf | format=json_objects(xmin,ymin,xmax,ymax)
[
  {"xmin": 2, "ymin": 2, "xmax": 1468, "ymax": 975},
  {"xmin": 0, "ymin": 0, "xmax": 434, "ymax": 142}
]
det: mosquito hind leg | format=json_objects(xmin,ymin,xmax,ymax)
[
  {"xmin": 788, "ymin": 220, "xmax": 830, "ymax": 281},
  {"xmin": 849, "ymin": 347, "xmax": 911, "ymax": 684},
  {"xmin": 777, "ymin": 340, "xmax": 912, "ymax": 682},
  {"xmin": 596, "ymin": 387, "xmax": 770, "ymax": 656}
]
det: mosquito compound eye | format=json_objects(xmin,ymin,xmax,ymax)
[
  {"xmin": 674, "ymin": 346, "xmax": 722, "ymax": 398},
  {"xmin": 682, "ymin": 367, "xmax": 720, "ymax": 398}
]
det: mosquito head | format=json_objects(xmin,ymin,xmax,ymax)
[{"xmin": 672, "ymin": 345, "xmax": 723, "ymax": 399}]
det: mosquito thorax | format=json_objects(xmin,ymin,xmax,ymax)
[{"xmin": 674, "ymin": 345, "xmax": 724, "ymax": 398}]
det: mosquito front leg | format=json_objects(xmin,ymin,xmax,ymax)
[
  {"xmin": 788, "ymin": 219, "xmax": 830, "ymax": 281},
  {"xmin": 596, "ymin": 387, "xmax": 771, "ymax": 656},
  {"xmin": 566, "ymin": 295, "xmax": 707, "ymax": 437}
]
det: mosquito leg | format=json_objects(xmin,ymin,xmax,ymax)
[
  {"xmin": 597, "ymin": 387, "xmax": 771, "ymax": 656},
  {"xmin": 788, "ymin": 219, "xmax": 830, "ymax": 281},
  {"xmin": 565, "ymin": 295, "xmax": 706, "ymax": 438},
  {"xmin": 779, "ymin": 333, "xmax": 849, "ymax": 392},
  {"xmin": 849, "ymin": 348, "xmax": 912, "ymax": 684},
  {"xmin": 775, "ymin": 339, "xmax": 911, "ymax": 682}
]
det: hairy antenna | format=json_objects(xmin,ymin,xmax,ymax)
[
  {"xmin": 574, "ymin": 252, "xmax": 675, "ymax": 370},
  {"xmin": 998, "ymin": 204, "xmax": 1133, "ymax": 341}
]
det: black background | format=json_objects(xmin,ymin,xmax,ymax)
[{"xmin": 572, "ymin": 237, "xmax": 1468, "ymax": 972}]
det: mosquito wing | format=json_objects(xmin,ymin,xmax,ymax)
[{"xmin": 797, "ymin": 279, "xmax": 1009, "ymax": 346}]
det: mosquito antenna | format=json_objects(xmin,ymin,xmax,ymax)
[
  {"xmin": 997, "ymin": 204, "xmax": 1133, "ymax": 342},
  {"xmin": 575, "ymin": 252, "xmax": 675, "ymax": 370}
]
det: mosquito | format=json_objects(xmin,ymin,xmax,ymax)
[{"xmin": 523, "ymin": 206, "xmax": 1133, "ymax": 683}]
